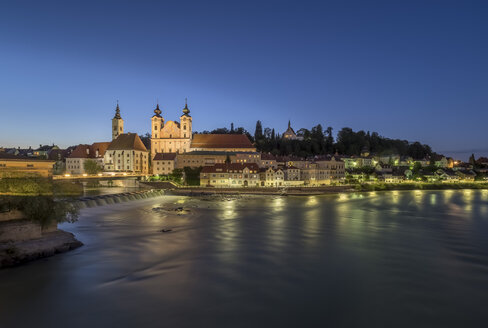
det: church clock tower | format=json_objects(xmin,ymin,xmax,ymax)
[
  {"xmin": 179, "ymin": 100, "xmax": 192, "ymax": 139},
  {"xmin": 112, "ymin": 102, "xmax": 124, "ymax": 140}
]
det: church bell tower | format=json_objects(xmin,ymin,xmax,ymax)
[
  {"xmin": 112, "ymin": 101, "xmax": 124, "ymax": 140},
  {"xmin": 180, "ymin": 99, "xmax": 192, "ymax": 139}
]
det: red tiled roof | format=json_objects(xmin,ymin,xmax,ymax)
[
  {"xmin": 91, "ymin": 142, "xmax": 111, "ymax": 157},
  {"xmin": 68, "ymin": 145, "xmax": 92, "ymax": 159},
  {"xmin": 191, "ymin": 134, "xmax": 254, "ymax": 149},
  {"xmin": 153, "ymin": 153, "xmax": 177, "ymax": 161},
  {"xmin": 107, "ymin": 133, "xmax": 147, "ymax": 152},
  {"xmin": 69, "ymin": 142, "xmax": 111, "ymax": 159}
]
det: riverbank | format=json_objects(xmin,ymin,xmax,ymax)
[
  {"xmin": 0, "ymin": 229, "xmax": 82, "ymax": 268},
  {"xmin": 167, "ymin": 185, "xmax": 354, "ymax": 196},
  {"xmin": 0, "ymin": 216, "xmax": 82, "ymax": 269},
  {"xmin": 161, "ymin": 182, "xmax": 488, "ymax": 196}
]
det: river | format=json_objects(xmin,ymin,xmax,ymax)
[{"xmin": 1, "ymin": 190, "xmax": 488, "ymax": 327}]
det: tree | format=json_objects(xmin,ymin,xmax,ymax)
[
  {"xmin": 139, "ymin": 133, "xmax": 151, "ymax": 150},
  {"xmin": 169, "ymin": 169, "xmax": 183, "ymax": 183},
  {"xmin": 230, "ymin": 122, "xmax": 234, "ymax": 133},
  {"xmin": 254, "ymin": 120, "xmax": 263, "ymax": 141},
  {"xmin": 183, "ymin": 167, "xmax": 202, "ymax": 186},
  {"xmin": 325, "ymin": 127, "xmax": 334, "ymax": 152},
  {"xmin": 83, "ymin": 159, "xmax": 102, "ymax": 174},
  {"xmin": 469, "ymin": 154, "xmax": 477, "ymax": 167}
]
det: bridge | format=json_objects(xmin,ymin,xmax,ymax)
[{"xmin": 53, "ymin": 174, "xmax": 147, "ymax": 188}]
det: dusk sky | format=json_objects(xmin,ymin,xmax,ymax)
[{"xmin": 1, "ymin": 0, "xmax": 487, "ymax": 159}]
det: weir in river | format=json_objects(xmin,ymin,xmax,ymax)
[{"xmin": 73, "ymin": 189, "xmax": 166, "ymax": 209}]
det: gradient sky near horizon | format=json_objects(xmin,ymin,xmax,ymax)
[{"xmin": 0, "ymin": 0, "xmax": 487, "ymax": 159}]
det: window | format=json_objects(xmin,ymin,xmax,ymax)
[{"xmin": 27, "ymin": 164, "xmax": 34, "ymax": 168}]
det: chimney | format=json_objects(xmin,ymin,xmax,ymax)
[{"xmin": 86, "ymin": 148, "xmax": 90, "ymax": 155}]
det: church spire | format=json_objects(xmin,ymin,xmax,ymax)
[
  {"xmin": 114, "ymin": 101, "xmax": 121, "ymax": 119},
  {"xmin": 153, "ymin": 102, "xmax": 162, "ymax": 117},
  {"xmin": 182, "ymin": 98, "xmax": 190, "ymax": 115},
  {"xmin": 288, "ymin": 120, "xmax": 291, "ymax": 129}
]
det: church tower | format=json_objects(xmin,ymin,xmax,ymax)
[
  {"xmin": 151, "ymin": 103, "xmax": 164, "ymax": 139},
  {"xmin": 112, "ymin": 102, "xmax": 124, "ymax": 140},
  {"xmin": 180, "ymin": 99, "xmax": 192, "ymax": 139}
]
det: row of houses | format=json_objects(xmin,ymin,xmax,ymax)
[
  {"xmin": 339, "ymin": 152, "xmax": 456, "ymax": 170},
  {"xmin": 347, "ymin": 167, "xmax": 478, "ymax": 184},
  {"xmin": 199, "ymin": 155, "xmax": 346, "ymax": 187}
]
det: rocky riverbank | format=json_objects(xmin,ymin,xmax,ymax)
[
  {"xmin": 0, "ymin": 212, "xmax": 82, "ymax": 269},
  {"xmin": 0, "ymin": 230, "xmax": 82, "ymax": 268}
]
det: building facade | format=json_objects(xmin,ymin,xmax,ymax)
[
  {"xmin": 152, "ymin": 153, "xmax": 177, "ymax": 175},
  {"xmin": 66, "ymin": 142, "xmax": 110, "ymax": 175},
  {"xmin": 200, "ymin": 163, "xmax": 260, "ymax": 187},
  {"xmin": 103, "ymin": 133, "xmax": 149, "ymax": 174},
  {"xmin": 0, "ymin": 152, "xmax": 55, "ymax": 178},
  {"xmin": 150, "ymin": 103, "xmax": 192, "ymax": 158}
]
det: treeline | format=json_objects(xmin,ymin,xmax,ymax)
[
  {"xmin": 196, "ymin": 121, "xmax": 433, "ymax": 159},
  {"xmin": 335, "ymin": 128, "xmax": 432, "ymax": 159}
]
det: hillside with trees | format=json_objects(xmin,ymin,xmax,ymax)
[{"xmin": 196, "ymin": 121, "xmax": 433, "ymax": 159}]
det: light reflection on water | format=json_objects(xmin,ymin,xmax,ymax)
[{"xmin": 1, "ymin": 190, "xmax": 488, "ymax": 327}]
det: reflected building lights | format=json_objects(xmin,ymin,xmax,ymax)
[
  {"xmin": 306, "ymin": 196, "xmax": 318, "ymax": 207},
  {"xmin": 222, "ymin": 200, "xmax": 237, "ymax": 220},
  {"xmin": 391, "ymin": 190, "xmax": 399, "ymax": 204},
  {"xmin": 444, "ymin": 190, "xmax": 454, "ymax": 203},
  {"xmin": 430, "ymin": 194, "xmax": 437, "ymax": 205}
]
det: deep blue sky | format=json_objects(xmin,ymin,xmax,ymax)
[{"xmin": 1, "ymin": 0, "xmax": 487, "ymax": 159}]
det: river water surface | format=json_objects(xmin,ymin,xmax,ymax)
[{"xmin": 1, "ymin": 190, "xmax": 488, "ymax": 327}]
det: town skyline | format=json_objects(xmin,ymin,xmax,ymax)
[
  {"xmin": 0, "ymin": 100, "xmax": 485, "ymax": 161},
  {"xmin": 1, "ymin": 1, "xmax": 487, "ymax": 159}
]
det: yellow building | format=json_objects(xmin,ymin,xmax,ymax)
[
  {"xmin": 0, "ymin": 153, "xmax": 55, "ymax": 178},
  {"xmin": 259, "ymin": 167, "xmax": 285, "ymax": 187},
  {"xmin": 200, "ymin": 163, "xmax": 260, "ymax": 187},
  {"xmin": 150, "ymin": 102, "xmax": 192, "ymax": 158},
  {"xmin": 175, "ymin": 151, "xmax": 235, "ymax": 169}
]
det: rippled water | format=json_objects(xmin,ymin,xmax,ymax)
[{"xmin": 1, "ymin": 190, "xmax": 488, "ymax": 328}]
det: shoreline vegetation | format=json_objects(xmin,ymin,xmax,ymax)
[{"xmin": 0, "ymin": 178, "xmax": 82, "ymax": 268}]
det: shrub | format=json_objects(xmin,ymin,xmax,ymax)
[{"xmin": 0, "ymin": 196, "xmax": 78, "ymax": 227}]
